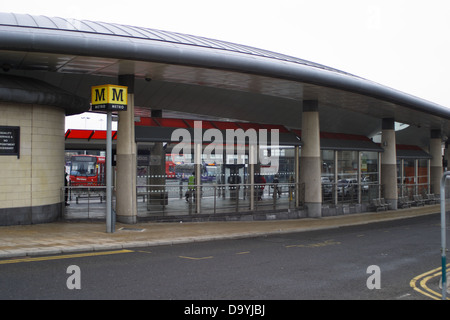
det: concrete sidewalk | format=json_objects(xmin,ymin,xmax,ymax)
[{"xmin": 0, "ymin": 204, "xmax": 441, "ymax": 259}]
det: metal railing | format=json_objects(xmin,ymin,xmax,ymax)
[
  {"xmin": 62, "ymin": 185, "xmax": 111, "ymax": 220},
  {"xmin": 322, "ymin": 182, "xmax": 439, "ymax": 205},
  {"xmin": 62, "ymin": 182, "xmax": 304, "ymax": 220},
  {"xmin": 398, "ymin": 183, "xmax": 431, "ymax": 198},
  {"xmin": 62, "ymin": 180, "xmax": 442, "ymax": 220},
  {"xmin": 136, "ymin": 182, "xmax": 304, "ymax": 217},
  {"xmin": 321, "ymin": 182, "xmax": 383, "ymax": 205}
]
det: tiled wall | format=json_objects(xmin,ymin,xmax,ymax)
[{"xmin": 0, "ymin": 102, "xmax": 65, "ymax": 211}]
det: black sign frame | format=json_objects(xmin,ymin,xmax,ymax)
[
  {"xmin": 0, "ymin": 126, "xmax": 20, "ymax": 158},
  {"xmin": 91, "ymin": 104, "xmax": 127, "ymax": 111}
]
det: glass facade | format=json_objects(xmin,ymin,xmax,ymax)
[
  {"xmin": 321, "ymin": 150, "xmax": 381, "ymax": 205},
  {"xmin": 134, "ymin": 144, "xmax": 302, "ymax": 218},
  {"xmin": 360, "ymin": 151, "xmax": 379, "ymax": 202},
  {"xmin": 398, "ymin": 158, "xmax": 430, "ymax": 198},
  {"xmin": 336, "ymin": 151, "xmax": 358, "ymax": 203},
  {"xmin": 64, "ymin": 128, "xmax": 433, "ymax": 220},
  {"xmin": 417, "ymin": 159, "xmax": 429, "ymax": 195},
  {"xmin": 321, "ymin": 150, "xmax": 335, "ymax": 203},
  {"xmin": 403, "ymin": 159, "xmax": 416, "ymax": 198}
]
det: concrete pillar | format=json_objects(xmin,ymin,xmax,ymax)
[
  {"xmin": 294, "ymin": 146, "xmax": 300, "ymax": 208},
  {"xmin": 115, "ymin": 75, "xmax": 137, "ymax": 224},
  {"xmin": 430, "ymin": 129, "xmax": 443, "ymax": 195},
  {"xmin": 381, "ymin": 118, "xmax": 398, "ymax": 209},
  {"xmin": 444, "ymin": 142, "xmax": 450, "ymax": 171},
  {"xmin": 300, "ymin": 100, "xmax": 322, "ymax": 218}
]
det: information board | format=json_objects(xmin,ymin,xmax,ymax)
[{"xmin": 0, "ymin": 126, "xmax": 20, "ymax": 158}]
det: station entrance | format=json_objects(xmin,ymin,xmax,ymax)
[{"xmin": 63, "ymin": 116, "xmax": 436, "ymax": 222}]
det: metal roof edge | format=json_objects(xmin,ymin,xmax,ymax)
[
  {"xmin": 0, "ymin": 74, "xmax": 90, "ymax": 115},
  {"xmin": 0, "ymin": 13, "xmax": 449, "ymax": 120}
]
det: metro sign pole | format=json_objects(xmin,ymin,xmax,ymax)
[{"xmin": 91, "ymin": 85, "xmax": 128, "ymax": 233}]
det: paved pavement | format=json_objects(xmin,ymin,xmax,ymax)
[{"xmin": 0, "ymin": 204, "xmax": 441, "ymax": 259}]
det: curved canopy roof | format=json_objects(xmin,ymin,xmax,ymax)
[
  {"xmin": 0, "ymin": 74, "xmax": 89, "ymax": 114},
  {"xmin": 0, "ymin": 12, "xmax": 449, "ymax": 146}
]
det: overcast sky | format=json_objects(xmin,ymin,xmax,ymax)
[{"xmin": 3, "ymin": 0, "xmax": 450, "ymax": 129}]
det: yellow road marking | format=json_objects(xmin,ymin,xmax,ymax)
[
  {"xmin": 236, "ymin": 251, "xmax": 250, "ymax": 255},
  {"xmin": 0, "ymin": 249, "xmax": 134, "ymax": 265},
  {"xmin": 410, "ymin": 264, "xmax": 450, "ymax": 300},
  {"xmin": 179, "ymin": 255, "xmax": 213, "ymax": 260},
  {"xmin": 285, "ymin": 239, "xmax": 341, "ymax": 248},
  {"xmin": 137, "ymin": 250, "xmax": 152, "ymax": 254}
]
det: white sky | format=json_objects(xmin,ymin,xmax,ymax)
[{"xmin": 3, "ymin": 0, "xmax": 450, "ymax": 129}]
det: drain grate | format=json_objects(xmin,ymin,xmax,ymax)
[{"xmin": 119, "ymin": 227, "xmax": 145, "ymax": 232}]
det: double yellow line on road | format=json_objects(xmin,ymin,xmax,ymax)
[
  {"xmin": 0, "ymin": 249, "xmax": 134, "ymax": 264},
  {"xmin": 410, "ymin": 264, "xmax": 450, "ymax": 300}
]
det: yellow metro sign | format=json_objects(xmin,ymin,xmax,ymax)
[{"xmin": 91, "ymin": 84, "xmax": 128, "ymax": 111}]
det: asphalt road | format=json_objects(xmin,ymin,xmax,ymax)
[{"xmin": 0, "ymin": 213, "xmax": 446, "ymax": 301}]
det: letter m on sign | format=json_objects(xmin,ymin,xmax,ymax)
[
  {"xmin": 107, "ymin": 85, "xmax": 127, "ymax": 105},
  {"xmin": 91, "ymin": 85, "xmax": 108, "ymax": 105},
  {"xmin": 112, "ymin": 88, "xmax": 123, "ymax": 102},
  {"xmin": 94, "ymin": 88, "xmax": 105, "ymax": 103}
]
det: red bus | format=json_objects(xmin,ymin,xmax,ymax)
[
  {"xmin": 69, "ymin": 155, "xmax": 106, "ymax": 186},
  {"xmin": 166, "ymin": 161, "xmax": 176, "ymax": 178}
]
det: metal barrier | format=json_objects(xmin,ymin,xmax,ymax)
[
  {"xmin": 62, "ymin": 186, "xmax": 111, "ymax": 220},
  {"xmin": 136, "ymin": 182, "xmax": 304, "ymax": 218},
  {"xmin": 62, "ymin": 182, "xmax": 304, "ymax": 220},
  {"xmin": 321, "ymin": 182, "xmax": 383, "ymax": 205},
  {"xmin": 62, "ymin": 179, "xmax": 442, "ymax": 220},
  {"xmin": 322, "ymin": 181, "xmax": 440, "ymax": 208},
  {"xmin": 398, "ymin": 183, "xmax": 430, "ymax": 199}
]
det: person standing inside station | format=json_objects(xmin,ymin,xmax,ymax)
[{"xmin": 186, "ymin": 171, "xmax": 196, "ymax": 202}]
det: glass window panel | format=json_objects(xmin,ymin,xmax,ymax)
[
  {"xmin": 337, "ymin": 151, "xmax": 358, "ymax": 203},
  {"xmin": 403, "ymin": 159, "xmax": 416, "ymax": 198},
  {"xmin": 321, "ymin": 150, "xmax": 335, "ymax": 203},
  {"xmin": 418, "ymin": 159, "xmax": 429, "ymax": 194},
  {"xmin": 321, "ymin": 150, "xmax": 335, "ymax": 182},
  {"xmin": 361, "ymin": 151, "xmax": 378, "ymax": 183},
  {"xmin": 361, "ymin": 151, "xmax": 379, "ymax": 200},
  {"xmin": 338, "ymin": 151, "xmax": 358, "ymax": 181},
  {"xmin": 403, "ymin": 159, "xmax": 416, "ymax": 184}
]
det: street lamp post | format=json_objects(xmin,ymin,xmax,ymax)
[
  {"xmin": 440, "ymin": 171, "xmax": 450, "ymax": 299},
  {"xmin": 91, "ymin": 84, "xmax": 128, "ymax": 233}
]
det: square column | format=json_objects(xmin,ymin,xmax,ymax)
[
  {"xmin": 300, "ymin": 100, "xmax": 322, "ymax": 218},
  {"xmin": 115, "ymin": 75, "xmax": 137, "ymax": 224},
  {"xmin": 381, "ymin": 118, "xmax": 398, "ymax": 209}
]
